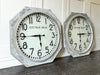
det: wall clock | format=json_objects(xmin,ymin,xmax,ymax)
[
  {"xmin": 10, "ymin": 7, "xmax": 62, "ymax": 67},
  {"xmin": 63, "ymin": 12, "xmax": 94, "ymax": 57}
]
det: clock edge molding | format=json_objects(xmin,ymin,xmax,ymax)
[
  {"xmin": 10, "ymin": 7, "xmax": 62, "ymax": 67},
  {"xmin": 63, "ymin": 12, "xmax": 95, "ymax": 57}
]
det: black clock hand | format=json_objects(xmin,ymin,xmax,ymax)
[
  {"xmin": 88, "ymin": 32, "xmax": 92, "ymax": 36},
  {"xmin": 29, "ymin": 35, "xmax": 40, "ymax": 37},
  {"xmin": 39, "ymin": 35, "xmax": 42, "ymax": 49},
  {"xmin": 20, "ymin": 34, "xmax": 45, "ymax": 49},
  {"xmin": 29, "ymin": 34, "xmax": 45, "ymax": 49},
  {"xmin": 19, "ymin": 34, "xmax": 45, "ymax": 41},
  {"xmin": 77, "ymin": 33, "xmax": 87, "ymax": 35},
  {"xmin": 39, "ymin": 34, "xmax": 45, "ymax": 49},
  {"xmin": 77, "ymin": 33, "xmax": 87, "ymax": 43},
  {"xmin": 81, "ymin": 33, "xmax": 87, "ymax": 35},
  {"xmin": 80, "ymin": 35, "xmax": 81, "ymax": 43},
  {"xmin": 28, "ymin": 34, "xmax": 45, "ymax": 37},
  {"xmin": 40, "ymin": 34, "xmax": 45, "ymax": 37},
  {"xmin": 77, "ymin": 33, "xmax": 82, "ymax": 43}
]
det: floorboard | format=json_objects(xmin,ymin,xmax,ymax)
[{"xmin": 0, "ymin": 51, "xmax": 100, "ymax": 75}]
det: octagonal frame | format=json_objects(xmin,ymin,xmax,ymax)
[
  {"xmin": 63, "ymin": 12, "xmax": 95, "ymax": 57},
  {"xmin": 10, "ymin": 7, "xmax": 62, "ymax": 67}
]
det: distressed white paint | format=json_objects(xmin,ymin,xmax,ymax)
[{"xmin": 0, "ymin": 0, "xmax": 100, "ymax": 69}]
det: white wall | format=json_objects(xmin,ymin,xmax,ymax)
[
  {"xmin": 90, "ymin": 1, "xmax": 100, "ymax": 51},
  {"xmin": 0, "ymin": 0, "xmax": 32, "ymax": 69},
  {"xmin": 0, "ymin": 0, "xmax": 100, "ymax": 69}
]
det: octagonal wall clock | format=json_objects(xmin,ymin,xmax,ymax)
[
  {"xmin": 10, "ymin": 7, "xmax": 62, "ymax": 67},
  {"xmin": 63, "ymin": 12, "xmax": 94, "ymax": 57}
]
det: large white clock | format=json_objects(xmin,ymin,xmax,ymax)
[
  {"xmin": 64, "ymin": 13, "xmax": 94, "ymax": 57},
  {"xmin": 10, "ymin": 7, "xmax": 62, "ymax": 67}
]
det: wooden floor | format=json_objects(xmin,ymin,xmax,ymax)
[{"xmin": 0, "ymin": 51, "xmax": 100, "ymax": 75}]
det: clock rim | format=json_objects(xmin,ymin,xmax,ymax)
[
  {"xmin": 13, "ymin": 8, "xmax": 61, "ymax": 62},
  {"xmin": 64, "ymin": 12, "xmax": 95, "ymax": 57}
]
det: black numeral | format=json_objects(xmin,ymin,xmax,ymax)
[
  {"xmin": 79, "ymin": 45, "xmax": 82, "ymax": 51},
  {"xmin": 49, "ymin": 24, "xmax": 54, "ymax": 31},
  {"xmin": 86, "ymin": 25, "xmax": 88, "ymax": 30},
  {"xmin": 73, "ymin": 19, "xmax": 76, "ymax": 25},
  {"xmin": 30, "ymin": 48, "xmax": 34, "ymax": 55},
  {"xmin": 77, "ymin": 18, "xmax": 80, "ymax": 24},
  {"xmin": 68, "ymin": 32, "xmax": 72, "ymax": 37},
  {"xmin": 37, "ymin": 50, "xmax": 42, "ymax": 57},
  {"xmin": 88, "ymin": 32, "xmax": 91, "ymax": 36},
  {"xmin": 50, "ymin": 40, "xmax": 53, "ymax": 46},
  {"xmin": 22, "ymin": 23, "xmax": 27, "ymax": 31},
  {"xmin": 45, "ymin": 46, "xmax": 50, "ymax": 54},
  {"xmin": 87, "ymin": 38, "xmax": 89, "ymax": 42},
  {"xmin": 23, "ymin": 42, "xmax": 27, "ymax": 49},
  {"xmin": 36, "ymin": 14, "xmax": 41, "ymax": 22},
  {"xmin": 20, "ymin": 33, "xmax": 26, "ymax": 40},
  {"xmin": 69, "ymin": 25, "xmax": 73, "ymax": 30},
  {"xmin": 84, "ymin": 43, "xmax": 86, "ymax": 48},
  {"xmin": 70, "ymin": 39, "xmax": 73, "ymax": 44},
  {"xmin": 45, "ymin": 18, "xmax": 47, "ymax": 24},
  {"xmin": 52, "ymin": 32, "xmax": 55, "ymax": 38},
  {"xmin": 29, "ymin": 16, "xmax": 33, "ymax": 24},
  {"xmin": 74, "ymin": 43, "xmax": 77, "ymax": 49}
]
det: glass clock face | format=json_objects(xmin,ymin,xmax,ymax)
[
  {"xmin": 68, "ymin": 16, "xmax": 93, "ymax": 52},
  {"xmin": 16, "ymin": 13, "xmax": 59, "ymax": 61}
]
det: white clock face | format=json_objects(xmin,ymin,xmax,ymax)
[
  {"xmin": 16, "ymin": 13, "xmax": 59, "ymax": 61},
  {"xmin": 68, "ymin": 17, "xmax": 93, "ymax": 52}
]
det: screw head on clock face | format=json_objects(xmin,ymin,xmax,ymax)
[
  {"xmin": 64, "ymin": 13, "xmax": 94, "ymax": 57},
  {"xmin": 16, "ymin": 13, "xmax": 60, "ymax": 61}
]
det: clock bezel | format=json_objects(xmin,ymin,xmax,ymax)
[
  {"xmin": 10, "ymin": 7, "xmax": 62, "ymax": 67},
  {"xmin": 15, "ymin": 11, "xmax": 60, "ymax": 62},
  {"xmin": 63, "ymin": 12, "xmax": 94, "ymax": 57}
]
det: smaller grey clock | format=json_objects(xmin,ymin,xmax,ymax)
[
  {"xmin": 63, "ymin": 12, "xmax": 94, "ymax": 57},
  {"xmin": 10, "ymin": 7, "xmax": 62, "ymax": 67}
]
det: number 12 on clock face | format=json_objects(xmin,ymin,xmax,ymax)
[
  {"xmin": 10, "ymin": 7, "xmax": 62, "ymax": 67},
  {"xmin": 16, "ymin": 12, "xmax": 60, "ymax": 61},
  {"xmin": 64, "ymin": 13, "xmax": 94, "ymax": 57}
]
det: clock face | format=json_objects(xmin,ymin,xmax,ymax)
[
  {"xmin": 16, "ymin": 13, "xmax": 59, "ymax": 61},
  {"xmin": 68, "ymin": 16, "xmax": 93, "ymax": 53}
]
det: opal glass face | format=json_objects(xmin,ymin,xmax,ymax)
[
  {"xmin": 68, "ymin": 17, "xmax": 93, "ymax": 52},
  {"xmin": 16, "ymin": 13, "xmax": 59, "ymax": 61}
]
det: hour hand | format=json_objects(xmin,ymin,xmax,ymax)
[
  {"xmin": 38, "ymin": 34, "xmax": 45, "ymax": 49},
  {"xmin": 39, "ymin": 36, "xmax": 42, "ymax": 48},
  {"xmin": 77, "ymin": 33, "xmax": 82, "ymax": 43}
]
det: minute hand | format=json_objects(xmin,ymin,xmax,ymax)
[
  {"xmin": 29, "ymin": 34, "xmax": 45, "ymax": 37},
  {"xmin": 81, "ymin": 33, "xmax": 87, "ymax": 35},
  {"xmin": 29, "ymin": 35, "xmax": 40, "ymax": 37},
  {"xmin": 77, "ymin": 33, "xmax": 87, "ymax": 35}
]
